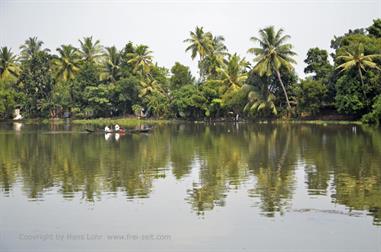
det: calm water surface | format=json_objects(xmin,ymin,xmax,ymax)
[{"xmin": 0, "ymin": 122, "xmax": 380, "ymax": 251}]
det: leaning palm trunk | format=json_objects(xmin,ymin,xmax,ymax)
[
  {"xmin": 275, "ymin": 70, "xmax": 292, "ymax": 112},
  {"xmin": 277, "ymin": 129, "xmax": 291, "ymax": 171},
  {"xmin": 358, "ymin": 66, "xmax": 367, "ymax": 98}
]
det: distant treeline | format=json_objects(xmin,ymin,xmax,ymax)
[{"xmin": 0, "ymin": 19, "xmax": 381, "ymax": 123}]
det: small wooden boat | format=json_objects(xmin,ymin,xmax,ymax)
[
  {"xmin": 85, "ymin": 129, "xmax": 125, "ymax": 133},
  {"xmin": 85, "ymin": 128, "xmax": 145, "ymax": 134},
  {"xmin": 116, "ymin": 128, "xmax": 126, "ymax": 133}
]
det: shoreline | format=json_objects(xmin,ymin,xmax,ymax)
[{"xmin": 1, "ymin": 117, "xmax": 365, "ymax": 127}]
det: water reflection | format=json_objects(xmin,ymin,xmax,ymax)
[
  {"xmin": 13, "ymin": 122, "xmax": 23, "ymax": 132},
  {"xmin": 0, "ymin": 123, "xmax": 380, "ymax": 225},
  {"xmin": 247, "ymin": 127, "xmax": 296, "ymax": 217}
]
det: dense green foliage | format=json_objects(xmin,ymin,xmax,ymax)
[
  {"xmin": 0, "ymin": 79, "xmax": 17, "ymax": 119},
  {"xmin": 0, "ymin": 19, "xmax": 380, "ymax": 122},
  {"xmin": 293, "ymin": 78, "xmax": 327, "ymax": 115},
  {"xmin": 17, "ymin": 51, "xmax": 55, "ymax": 117},
  {"xmin": 362, "ymin": 94, "xmax": 381, "ymax": 124},
  {"xmin": 170, "ymin": 62, "xmax": 195, "ymax": 89},
  {"xmin": 303, "ymin": 47, "xmax": 334, "ymax": 103}
]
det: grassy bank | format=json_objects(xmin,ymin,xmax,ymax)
[
  {"xmin": 275, "ymin": 120, "xmax": 362, "ymax": 125},
  {"xmin": 3, "ymin": 118, "xmax": 66, "ymax": 125},
  {"xmin": 2, "ymin": 117, "xmax": 365, "ymax": 127},
  {"xmin": 71, "ymin": 118, "xmax": 170, "ymax": 127}
]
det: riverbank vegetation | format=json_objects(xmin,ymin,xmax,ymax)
[{"xmin": 1, "ymin": 19, "xmax": 380, "ymax": 123}]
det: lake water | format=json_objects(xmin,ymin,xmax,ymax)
[{"xmin": 0, "ymin": 122, "xmax": 380, "ymax": 251}]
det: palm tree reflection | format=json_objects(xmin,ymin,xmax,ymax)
[{"xmin": 0, "ymin": 124, "xmax": 380, "ymax": 224}]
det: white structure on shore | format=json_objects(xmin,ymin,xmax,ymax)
[{"xmin": 13, "ymin": 109, "xmax": 23, "ymax": 121}]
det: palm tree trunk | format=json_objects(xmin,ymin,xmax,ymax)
[
  {"xmin": 277, "ymin": 129, "xmax": 291, "ymax": 171},
  {"xmin": 358, "ymin": 66, "xmax": 367, "ymax": 98},
  {"xmin": 275, "ymin": 70, "xmax": 292, "ymax": 112}
]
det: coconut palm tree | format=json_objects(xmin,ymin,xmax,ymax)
[
  {"xmin": 53, "ymin": 45, "xmax": 81, "ymax": 81},
  {"xmin": 336, "ymin": 43, "xmax": 381, "ymax": 96},
  {"xmin": 101, "ymin": 46, "xmax": 122, "ymax": 82},
  {"xmin": 78, "ymin": 36, "xmax": 103, "ymax": 64},
  {"xmin": 127, "ymin": 45, "xmax": 153, "ymax": 76},
  {"xmin": 184, "ymin": 26, "xmax": 214, "ymax": 61},
  {"xmin": 212, "ymin": 35, "xmax": 228, "ymax": 55},
  {"xmin": 216, "ymin": 53, "xmax": 248, "ymax": 95},
  {"xmin": 138, "ymin": 78, "xmax": 164, "ymax": 99},
  {"xmin": 243, "ymin": 84, "xmax": 277, "ymax": 116},
  {"xmin": 0, "ymin": 47, "xmax": 19, "ymax": 79},
  {"xmin": 200, "ymin": 35, "xmax": 228, "ymax": 78},
  {"xmin": 19, "ymin": 37, "xmax": 49, "ymax": 61},
  {"xmin": 248, "ymin": 26, "xmax": 296, "ymax": 111}
]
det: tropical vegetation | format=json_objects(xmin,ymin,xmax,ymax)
[{"xmin": 0, "ymin": 19, "xmax": 381, "ymax": 123}]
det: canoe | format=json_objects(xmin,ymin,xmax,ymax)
[
  {"xmin": 85, "ymin": 128, "xmax": 150, "ymax": 134},
  {"xmin": 85, "ymin": 129, "xmax": 126, "ymax": 133}
]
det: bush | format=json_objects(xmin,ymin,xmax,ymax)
[
  {"xmin": 362, "ymin": 95, "xmax": 381, "ymax": 124},
  {"xmin": 293, "ymin": 78, "xmax": 327, "ymax": 115},
  {"xmin": 0, "ymin": 85, "xmax": 16, "ymax": 119},
  {"xmin": 170, "ymin": 85, "xmax": 207, "ymax": 119},
  {"xmin": 0, "ymin": 79, "xmax": 17, "ymax": 119},
  {"xmin": 132, "ymin": 104, "xmax": 143, "ymax": 116}
]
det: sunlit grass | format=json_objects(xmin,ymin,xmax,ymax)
[
  {"xmin": 282, "ymin": 120, "xmax": 362, "ymax": 125},
  {"xmin": 72, "ymin": 117, "xmax": 170, "ymax": 127},
  {"xmin": 15, "ymin": 117, "xmax": 363, "ymax": 127}
]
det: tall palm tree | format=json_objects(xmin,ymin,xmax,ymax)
[
  {"xmin": 336, "ymin": 43, "xmax": 380, "ymax": 96},
  {"xmin": 54, "ymin": 45, "xmax": 81, "ymax": 81},
  {"xmin": 216, "ymin": 53, "xmax": 248, "ymax": 95},
  {"xmin": 127, "ymin": 45, "xmax": 153, "ymax": 76},
  {"xmin": 101, "ymin": 46, "xmax": 122, "ymax": 82},
  {"xmin": 78, "ymin": 36, "xmax": 103, "ymax": 64},
  {"xmin": 248, "ymin": 26, "xmax": 296, "ymax": 111},
  {"xmin": 184, "ymin": 26, "xmax": 214, "ymax": 61},
  {"xmin": 0, "ymin": 47, "xmax": 19, "ymax": 79},
  {"xmin": 200, "ymin": 35, "xmax": 228, "ymax": 78},
  {"xmin": 19, "ymin": 37, "xmax": 49, "ymax": 61},
  {"xmin": 212, "ymin": 35, "xmax": 228, "ymax": 55}
]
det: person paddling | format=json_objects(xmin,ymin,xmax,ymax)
[
  {"xmin": 104, "ymin": 126, "xmax": 112, "ymax": 133},
  {"xmin": 114, "ymin": 124, "xmax": 125, "ymax": 133}
]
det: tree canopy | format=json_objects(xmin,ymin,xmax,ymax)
[{"xmin": 1, "ymin": 19, "xmax": 381, "ymax": 123}]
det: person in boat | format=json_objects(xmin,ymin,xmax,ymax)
[
  {"xmin": 114, "ymin": 124, "xmax": 125, "ymax": 133},
  {"xmin": 104, "ymin": 126, "xmax": 112, "ymax": 133}
]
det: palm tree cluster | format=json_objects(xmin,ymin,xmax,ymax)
[
  {"xmin": 336, "ymin": 43, "xmax": 381, "ymax": 97},
  {"xmin": 0, "ymin": 36, "xmax": 165, "ymax": 118},
  {"xmin": 184, "ymin": 26, "xmax": 229, "ymax": 79},
  {"xmin": 1, "ymin": 19, "xmax": 380, "ymax": 121},
  {"xmin": 184, "ymin": 25, "xmax": 297, "ymax": 117},
  {"xmin": 0, "ymin": 36, "xmax": 155, "ymax": 84}
]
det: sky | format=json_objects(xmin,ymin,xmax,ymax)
[{"xmin": 0, "ymin": 0, "xmax": 380, "ymax": 77}]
